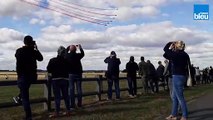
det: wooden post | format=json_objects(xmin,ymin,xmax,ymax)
[
  {"xmin": 97, "ymin": 75, "xmax": 103, "ymax": 101},
  {"xmin": 44, "ymin": 73, "xmax": 52, "ymax": 111}
]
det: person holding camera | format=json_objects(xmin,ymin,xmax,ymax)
[
  {"xmin": 65, "ymin": 44, "xmax": 84, "ymax": 109},
  {"xmin": 14, "ymin": 35, "xmax": 43, "ymax": 120},
  {"xmin": 104, "ymin": 51, "xmax": 121, "ymax": 100},
  {"xmin": 163, "ymin": 41, "xmax": 190, "ymax": 120}
]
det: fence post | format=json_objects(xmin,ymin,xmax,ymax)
[
  {"xmin": 44, "ymin": 73, "xmax": 52, "ymax": 111},
  {"xmin": 97, "ymin": 75, "xmax": 103, "ymax": 101}
]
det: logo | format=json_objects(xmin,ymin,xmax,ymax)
[{"xmin": 194, "ymin": 4, "xmax": 209, "ymax": 20}]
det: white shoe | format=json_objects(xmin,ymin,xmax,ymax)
[
  {"xmin": 129, "ymin": 95, "xmax": 134, "ymax": 98},
  {"xmin": 166, "ymin": 115, "xmax": 177, "ymax": 120},
  {"xmin": 13, "ymin": 96, "xmax": 21, "ymax": 104},
  {"xmin": 13, "ymin": 97, "xmax": 18, "ymax": 103}
]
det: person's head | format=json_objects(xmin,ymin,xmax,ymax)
[
  {"xmin": 147, "ymin": 60, "xmax": 150, "ymax": 63},
  {"xmin": 69, "ymin": 45, "xmax": 76, "ymax": 53},
  {"xmin": 24, "ymin": 35, "xmax": 35, "ymax": 46},
  {"xmin": 130, "ymin": 56, "xmax": 134, "ymax": 62},
  {"xmin": 158, "ymin": 61, "xmax": 162, "ymax": 65},
  {"xmin": 57, "ymin": 46, "xmax": 66, "ymax": 57},
  {"xmin": 175, "ymin": 40, "xmax": 185, "ymax": 51},
  {"xmin": 110, "ymin": 51, "xmax": 116, "ymax": 57},
  {"xmin": 140, "ymin": 56, "xmax": 144, "ymax": 61}
]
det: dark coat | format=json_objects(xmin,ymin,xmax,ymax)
[
  {"xmin": 104, "ymin": 56, "xmax": 121, "ymax": 78},
  {"xmin": 47, "ymin": 56, "xmax": 69, "ymax": 78},
  {"xmin": 147, "ymin": 62, "xmax": 157, "ymax": 79},
  {"xmin": 157, "ymin": 64, "xmax": 165, "ymax": 77},
  {"xmin": 65, "ymin": 48, "xmax": 84, "ymax": 74},
  {"xmin": 15, "ymin": 46, "xmax": 43, "ymax": 76},
  {"xmin": 163, "ymin": 42, "xmax": 190, "ymax": 76},
  {"xmin": 126, "ymin": 61, "xmax": 139, "ymax": 78}
]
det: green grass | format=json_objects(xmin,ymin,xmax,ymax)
[
  {"xmin": 0, "ymin": 84, "xmax": 213, "ymax": 120},
  {"xmin": 0, "ymin": 84, "xmax": 44, "ymax": 103}
]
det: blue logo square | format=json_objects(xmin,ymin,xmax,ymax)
[{"xmin": 194, "ymin": 4, "xmax": 209, "ymax": 20}]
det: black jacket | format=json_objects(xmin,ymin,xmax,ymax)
[
  {"xmin": 163, "ymin": 42, "xmax": 190, "ymax": 76},
  {"xmin": 47, "ymin": 56, "xmax": 69, "ymax": 78},
  {"xmin": 65, "ymin": 48, "xmax": 84, "ymax": 74},
  {"xmin": 157, "ymin": 64, "xmax": 165, "ymax": 77},
  {"xmin": 104, "ymin": 56, "xmax": 121, "ymax": 77},
  {"xmin": 126, "ymin": 61, "xmax": 139, "ymax": 78},
  {"xmin": 15, "ymin": 46, "xmax": 43, "ymax": 76},
  {"xmin": 147, "ymin": 62, "xmax": 157, "ymax": 77}
]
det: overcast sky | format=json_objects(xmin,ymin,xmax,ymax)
[{"xmin": 0, "ymin": 0, "xmax": 213, "ymax": 71}]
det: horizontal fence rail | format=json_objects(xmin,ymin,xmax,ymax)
[{"xmin": 0, "ymin": 75, "xmax": 145, "ymax": 111}]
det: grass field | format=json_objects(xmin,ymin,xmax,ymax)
[
  {"xmin": 0, "ymin": 72, "xmax": 47, "ymax": 81},
  {"xmin": 0, "ymin": 81, "xmax": 213, "ymax": 120}
]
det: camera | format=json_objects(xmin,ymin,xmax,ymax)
[
  {"xmin": 31, "ymin": 41, "xmax": 38, "ymax": 50},
  {"xmin": 32, "ymin": 41, "xmax": 36, "ymax": 45}
]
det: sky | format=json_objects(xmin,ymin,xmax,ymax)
[{"xmin": 0, "ymin": 0, "xmax": 213, "ymax": 71}]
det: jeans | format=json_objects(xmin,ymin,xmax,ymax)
[
  {"xmin": 108, "ymin": 75, "xmax": 120, "ymax": 99},
  {"xmin": 171, "ymin": 75, "xmax": 188, "ymax": 118},
  {"xmin": 52, "ymin": 79, "xmax": 70, "ymax": 113},
  {"xmin": 17, "ymin": 75, "xmax": 32, "ymax": 120},
  {"xmin": 69, "ymin": 74, "xmax": 82, "ymax": 108},
  {"xmin": 127, "ymin": 77, "xmax": 137, "ymax": 96}
]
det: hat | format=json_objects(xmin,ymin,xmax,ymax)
[
  {"xmin": 24, "ymin": 35, "xmax": 33, "ymax": 45},
  {"xmin": 57, "ymin": 46, "xmax": 65, "ymax": 56}
]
